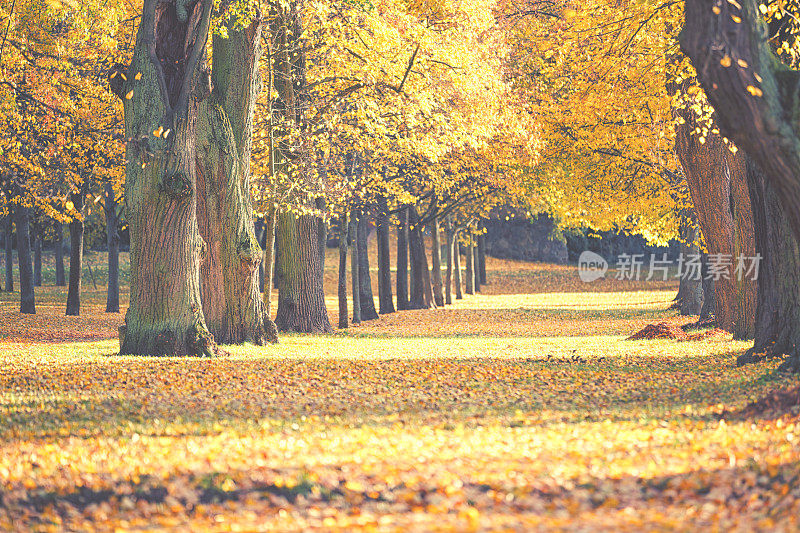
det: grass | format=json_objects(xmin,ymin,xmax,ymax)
[{"xmin": 1, "ymin": 248, "xmax": 799, "ymax": 531}]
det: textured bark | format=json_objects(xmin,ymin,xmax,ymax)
[
  {"xmin": 3, "ymin": 212, "xmax": 11, "ymax": 292},
  {"xmin": 357, "ymin": 210, "xmax": 379, "ymax": 320},
  {"xmin": 15, "ymin": 205, "xmax": 34, "ymax": 314},
  {"xmin": 349, "ymin": 208, "xmax": 361, "ymax": 325},
  {"xmin": 396, "ymin": 207, "xmax": 409, "ymax": 310},
  {"xmin": 274, "ymin": 211, "xmax": 332, "ymax": 333},
  {"xmin": 256, "ymin": 218, "xmax": 265, "ymax": 293},
  {"xmin": 738, "ymin": 158, "xmax": 800, "ymax": 370},
  {"xmin": 699, "ymin": 254, "xmax": 716, "ymax": 323},
  {"xmin": 444, "ymin": 217, "xmax": 454, "ymax": 305},
  {"xmin": 430, "ymin": 216, "xmax": 444, "ymax": 307},
  {"xmin": 66, "ymin": 191, "xmax": 84, "ymax": 317},
  {"xmin": 105, "ymin": 182, "xmax": 120, "ymax": 313},
  {"xmin": 54, "ymin": 221, "xmax": 65, "ymax": 287},
  {"xmin": 32, "ymin": 223, "xmax": 41, "ymax": 287},
  {"xmin": 316, "ymin": 197, "xmax": 326, "ymax": 272},
  {"xmin": 338, "ymin": 213, "xmax": 348, "ymax": 329},
  {"xmin": 195, "ymin": 18, "xmax": 268, "ymax": 345},
  {"xmin": 465, "ymin": 238, "xmax": 475, "ymax": 295},
  {"xmin": 675, "ymin": 115, "xmax": 756, "ymax": 337},
  {"xmin": 376, "ymin": 198, "xmax": 394, "ymax": 314},
  {"xmin": 478, "ymin": 231, "xmax": 487, "ymax": 285},
  {"xmin": 408, "ymin": 207, "xmax": 432, "ymax": 309},
  {"xmin": 118, "ymin": 0, "xmax": 218, "ymax": 356},
  {"xmin": 262, "ymin": 207, "xmax": 277, "ymax": 315},
  {"xmin": 681, "ymin": 0, "xmax": 800, "ymax": 243}
]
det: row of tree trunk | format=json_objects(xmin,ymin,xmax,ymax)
[
  {"xmin": 333, "ymin": 204, "xmax": 487, "ymax": 329},
  {"xmin": 0, "ymin": 187, "xmax": 122, "ymax": 316}
]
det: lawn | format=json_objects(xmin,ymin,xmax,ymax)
[{"xmin": 1, "ymin": 253, "xmax": 799, "ymax": 531}]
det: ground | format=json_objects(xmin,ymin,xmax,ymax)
[{"xmin": 1, "ymin": 250, "xmax": 799, "ymax": 531}]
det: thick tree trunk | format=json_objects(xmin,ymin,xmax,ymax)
[
  {"xmin": 196, "ymin": 19, "xmax": 269, "ymax": 345},
  {"xmin": 117, "ymin": 0, "xmax": 219, "ymax": 356},
  {"xmin": 675, "ymin": 113, "xmax": 756, "ymax": 336},
  {"xmin": 677, "ymin": 211, "xmax": 703, "ymax": 316},
  {"xmin": 396, "ymin": 207, "xmax": 409, "ymax": 310},
  {"xmin": 3, "ymin": 212, "xmax": 11, "ymax": 292},
  {"xmin": 408, "ymin": 207, "xmax": 432, "ymax": 309},
  {"xmin": 376, "ymin": 198, "xmax": 394, "ymax": 314},
  {"xmin": 465, "ymin": 238, "xmax": 475, "ymax": 295},
  {"xmin": 262, "ymin": 207, "xmax": 277, "ymax": 316},
  {"xmin": 338, "ymin": 213, "xmax": 348, "ymax": 329},
  {"xmin": 274, "ymin": 210, "xmax": 332, "ymax": 333},
  {"xmin": 316, "ymin": 197, "xmax": 327, "ymax": 272},
  {"xmin": 357, "ymin": 210, "xmax": 379, "ymax": 320},
  {"xmin": 256, "ymin": 218, "xmax": 266, "ymax": 293},
  {"xmin": 32, "ymin": 223, "xmax": 41, "ymax": 287},
  {"xmin": 430, "ymin": 216, "xmax": 444, "ymax": 307},
  {"xmin": 349, "ymin": 208, "xmax": 361, "ymax": 325},
  {"xmin": 738, "ymin": 158, "xmax": 800, "ymax": 370},
  {"xmin": 54, "ymin": 221, "xmax": 65, "ymax": 287},
  {"xmin": 444, "ymin": 217, "xmax": 454, "ymax": 305},
  {"xmin": 105, "ymin": 182, "xmax": 120, "ymax": 313},
  {"xmin": 66, "ymin": 191, "xmax": 84, "ymax": 317},
  {"xmin": 15, "ymin": 205, "xmax": 34, "ymax": 314},
  {"xmin": 699, "ymin": 254, "xmax": 716, "ymax": 323}
]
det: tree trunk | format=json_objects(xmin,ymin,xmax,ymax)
[
  {"xmin": 105, "ymin": 182, "xmax": 120, "ymax": 313},
  {"xmin": 699, "ymin": 254, "xmax": 716, "ymax": 323},
  {"xmin": 408, "ymin": 206, "xmax": 432, "ymax": 309},
  {"xmin": 677, "ymin": 210, "xmax": 703, "ymax": 316},
  {"xmin": 349, "ymin": 208, "xmax": 361, "ymax": 325},
  {"xmin": 357, "ymin": 209, "xmax": 379, "ymax": 320},
  {"xmin": 737, "ymin": 157, "xmax": 800, "ymax": 370},
  {"xmin": 396, "ymin": 207, "xmax": 409, "ymax": 310},
  {"xmin": 472, "ymin": 241, "xmax": 481, "ymax": 293},
  {"xmin": 16, "ymin": 205, "xmax": 34, "ymax": 314},
  {"xmin": 430, "ymin": 215, "xmax": 444, "ymax": 307},
  {"xmin": 675, "ymin": 112, "xmax": 756, "ymax": 336},
  {"xmin": 338, "ymin": 212, "xmax": 348, "ymax": 329},
  {"xmin": 376, "ymin": 197, "xmax": 395, "ymax": 314},
  {"xmin": 32, "ymin": 223, "xmax": 41, "ymax": 287},
  {"xmin": 478, "ymin": 230, "xmax": 487, "ymax": 285},
  {"xmin": 117, "ymin": 0, "xmax": 219, "ymax": 356},
  {"xmin": 54, "ymin": 221, "xmax": 65, "ymax": 287},
  {"xmin": 454, "ymin": 229, "xmax": 463, "ymax": 300},
  {"xmin": 465, "ymin": 237, "xmax": 475, "ymax": 295},
  {"xmin": 3, "ymin": 212, "xmax": 11, "ymax": 292},
  {"xmin": 316, "ymin": 197, "xmax": 327, "ymax": 272},
  {"xmin": 66, "ymin": 191, "xmax": 84, "ymax": 317},
  {"xmin": 196, "ymin": 18, "xmax": 269, "ymax": 345},
  {"xmin": 262, "ymin": 207, "xmax": 277, "ymax": 316},
  {"xmin": 445, "ymin": 217, "xmax": 454, "ymax": 305},
  {"xmin": 256, "ymin": 218, "xmax": 266, "ymax": 293},
  {"xmin": 274, "ymin": 210, "xmax": 332, "ymax": 333}
]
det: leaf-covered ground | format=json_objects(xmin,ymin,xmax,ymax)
[{"xmin": 1, "ymin": 256, "xmax": 799, "ymax": 531}]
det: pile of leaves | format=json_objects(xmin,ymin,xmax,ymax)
[
  {"xmin": 627, "ymin": 322, "xmax": 686, "ymax": 340},
  {"xmin": 739, "ymin": 384, "xmax": 800, "ymax": 420}
]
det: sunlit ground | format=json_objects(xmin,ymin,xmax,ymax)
[{"xmin": 1, "ymin": 250, "xmax": 799, "ymax": 531}]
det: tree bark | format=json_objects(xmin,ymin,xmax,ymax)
[
  {"xmin": 117, "ymin": 0, "xmax": 219, "ymax": 356},
  {"xmin": 465, "ymin": 237, "xmax": 475, "ymax": 295},
  {"xmin": 430, "ymin": 215, "xmax": 444, "ymax": 307},
  {"xmin": 737, "ymin": 158, "xmax": 800, "ymax": 370},
  {"xmin": 349, "ymin": 208, "xmax": 361, "ymax": 325},
  {"xmin": 66, "ymin": 191, "xmax": 84, "ymax": 317},
  {"xmin": 444, "ymin": 216, "xmax": 454, "ymax": 305},
  {"xmin": 376, "ymin": 197, "xmax": 395, "ymax": 314},
  {"xmin": 408, "ymin": 206, "xmax": 432, "ymax": 309},
  {"xmin": 675, "ymin": 112, "xmax": 756, "ymax": 336},
  {"xmin": 256, "ymin": 218, "xmax": 266, "ymax": 293},
  {"xmin": 32, "ymin": 222, "xmax": 41, "ymax": 287},
  {"xmin": 472, "ymin": 241, "xmax": 481, "ymax": 293},
  {"xmin": 679, "ymin": 212, "xmax": 703, "ymax": 316},
  {"xmin": 681, "ymin": 0, "xmax": 800, "ymax": 243},
  {"xmin": 3, "ymin": 212, "xmax": 11, "ymax": 292},
  {"xmin": 16, "ymin": 205, "xmax": 34, "ymax": 314},
  {"xmin": 454, "ymin": 228, "xmax": 463, "ymax": 300},
  {"xmin": 262, "ymin": 207, "xmax": 277, "ymax": 316},
  {"xmin": 316, "ymin": 197, "xmax": 327, "ymax": 272},
  {"xmin": 396, "ymin": 207, "xmax": 409, "ymax": 310},
  {"xmin": 274, "ymin": 210, "xmax": 332, "ymax": 333},
  {"xmin": 478, "ymin": 231, "xmax": 487, "ymax": 285},
  {"xmin": 105, "ymin": 182, "xmax": 120, "ymax": 313},
  {"xmin": 357, "ymin": 209, "xmax": 379, "ymax": 320},
  {"xmin": 54, "ymin": 221, "xmax": 65, "ymax": 287},
  {"xmin": 196, "ymin": 18, "xmax": 269, "ymax": 345},
  {"xmin": 338, "ymin": 213, "xmax": 348, "ymax": 329}
]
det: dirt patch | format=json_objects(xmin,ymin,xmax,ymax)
[
  {"xmin": 735, "ymin": 384, "xmax": 800, "ymax": 420},
  {"xmin": 682, "ymin": 328, "xmax": 728, "ymax": 342}
]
